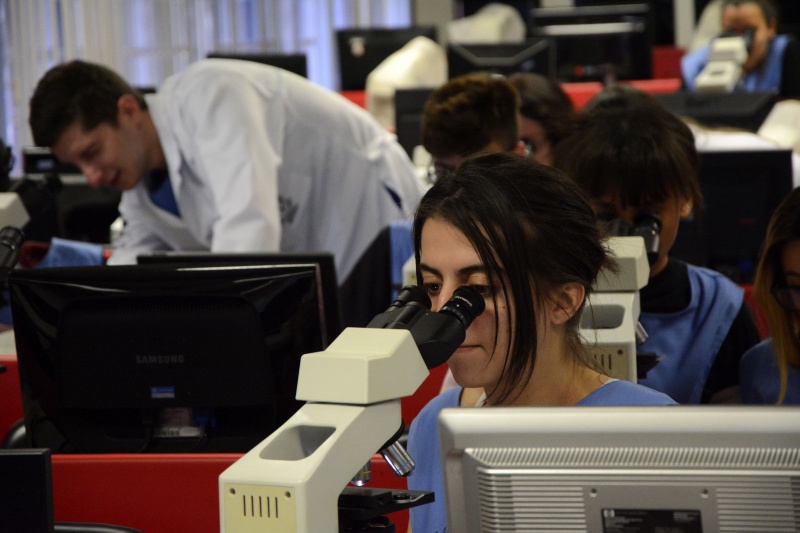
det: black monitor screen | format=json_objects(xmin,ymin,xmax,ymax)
[
  {"xmin": 136, "ymin": 251, "xmax": 342, "ymax": 339},
  {"xmin": 655, "ymin": 91, "xmax": 778, "ymax": 133},
  {"xmin": 670, "ymin": 149, "xmax": 793, "ymax": 282},
  {"xmin": 10, "ymin": 261, "xmax": 338, "ymax": 453},
  {"xmin": 207, "ymin": 52, "xmax": 308, "ymax": 78},
  {"xmin": 530, "ymin": 3, "xmax": 653, "ymax": 81},
  {"xmin": 336, "ymin": 26, "xmax": 437, "ymax": 90},
  {"xmin": 394, "ymin": 88, "xmax": 435, "ymax": 158},
  {"xmin": 0, "ymin": 449, "xmax": 53, "ymax": 533},
  {"xmin": 447, "ymin": 38, "xmax": 555, "ymax": 79}
]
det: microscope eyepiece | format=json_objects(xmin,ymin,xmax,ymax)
[
  {"xmin": 607, "ymin": 213, "xmax": 662, "ymax": 267},
  {"xmin": 439, "ymin": 286, "xmax": 485, "ymax": 331},
  {"xmin": 390, "ymin": 285, "xmax": 431, "ymax": 310}
]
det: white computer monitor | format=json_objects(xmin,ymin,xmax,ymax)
[{"xmin": 439, "ymin": 406, "xmax": 800, "ymax": 532}]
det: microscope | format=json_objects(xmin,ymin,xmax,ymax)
[
  {"xmin": 0, "ymin": 140, "xmax": 62, "ymax": 278},
  {"xmin": 694, "ymin": 29, "xmax": 754, "ymax": 93},
  {"xmin": 578, "ymin": 215, "xmax": 661, "ymax": 382},
  {"xmin": 218, "ymin": 285, "xmax": 485, "ymax": 533}
]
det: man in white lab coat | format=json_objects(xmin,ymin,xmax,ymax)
[{"xmin": 29, "ymin": 59, "xmax": 423, "ymax": 288}]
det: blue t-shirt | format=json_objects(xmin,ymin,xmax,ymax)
[
  {"xmin": 740, "ymin": 338, "xmax": 800, "ymax": 404},
  {"xmin": 406, "ymin": 381, "xmax": 676, "ymax": 533}
]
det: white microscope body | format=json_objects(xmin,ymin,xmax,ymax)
[
  {"xmin": 218, "ymin": 286, "xmax": 482, "ymax": 533},
  {"xmin": 579, "ymin": 236, "xmax": 650, "ymax": 382},
  {"xmin": 695, "ymin": 32, "xmax": 751, "ymax": 93}
]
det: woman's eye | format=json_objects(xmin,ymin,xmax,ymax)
[
  {"xmin": 423, "ymin": 282, "xmax": 441, "ymax": 296},
  {"xmin": 470, "ymin": 284, "xmax": 492, "ymax": 297}
]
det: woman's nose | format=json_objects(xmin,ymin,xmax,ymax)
[{"xmin": 431, "ymin": 286, "xmax": 457, "ymax": 312}]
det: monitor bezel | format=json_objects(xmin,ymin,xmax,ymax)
[
  {"xmin": 136, "ymin": 251, "xmax": 343, "ymax": 344},
  {"xmin": 670, "ymin": 149, "xmax": 793, "ymax": 283},
  {"xmin": 446, "ymin": 37, "xmax": 556, "ymax": 79},
  {"xmin": 10, "ymin": 261, "xmax": 337, "ymax": 453},
  {"xmin": 336, "ymin": 26, "xmax": 438, "ymax": 91},
  {"xmin": 439, "ymin": 405, "xmax": 800, "ymax": 532},
  {"xmin": 206, "ymin": 52, "xmax": 308, "ymax": 78}
]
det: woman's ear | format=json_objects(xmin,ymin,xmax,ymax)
[
  {"xmin": 679, "ymin": 197, "xmax": 694, "ymax": 219},
  {"xmin": 549, "ymin": 282, "xmax": 586, "ymax": 326}
]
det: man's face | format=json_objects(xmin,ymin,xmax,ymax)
[
  {"xmin": 431, "ymin": 140, "xmax": 518, "ymax": 181},
  {"xmin": 51, "ymin": 96, "xmax": 150, "ymax": 190},
  {"xmin": 722, "ymin": 2, "xmax": 777, "ymax": 73}
]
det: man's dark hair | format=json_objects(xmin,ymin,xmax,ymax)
[
  {"xmin": 422, "ymin": 72, "xmax": 520, "ymax": 158},
  {"xmin": 29, "ymin": 60, "xmax": 147, "ymax": 147}
]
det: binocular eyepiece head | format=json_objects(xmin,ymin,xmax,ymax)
[{"xmin": 607, "ymin": 213, "xmax": 662, "ymax": 267}]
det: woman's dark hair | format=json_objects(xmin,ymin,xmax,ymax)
[
  {"xmin": 413, "ymin": 152, "xmax": 613, "ymax": 404},
  {"xmin": 29, "ymin": 60, "xmax": 148, "ymax": 148},
  {"xmin": 754, "ymin": 187, "xmax": 800, "ymax": 403},
  {"xmin": 555, "ymin": 87, "xmax": 704, "ymax": 216},
  {"xmin": 508, "ymin": 72, "xmax": 577, "ymax": 147}
]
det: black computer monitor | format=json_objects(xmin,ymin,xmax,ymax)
[
  {"xmin": 10, "ymin": 260, "xmax": 340, "ymax": 453},
  {"xmin": 530, "ymin": 3, "xmax": 653, "ymax": 82},
  {"xmin": 670, "ymin": 149, "xmax": 793, "ymax": 282},
  {"xmin": 206, "ymin": 52, "xmax": 308, "ymax": 78},
  {"xmin": 447, "ymin": 38, "xmax": 555, "ymax": 79},
  {"xmin": 655, "ymin": 91, "xmax": 778, "ymax": 133},
  {"xmin": 136, "ymin": 251, "xmax": 343, "ymax": 337},
  {"xmin": 394, "ymin": 88, "xmax": 435, "ymax": 158},
  {"xmin": 0, "ymin": 449, "xmax": 53, "ymax": 533},
  {"xmin": 336, "ymin": 26, "xmax": 437, "ymax": 90}
]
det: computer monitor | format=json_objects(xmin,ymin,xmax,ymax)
[
  {"xmin": 446, "ymin": 38, "xmax": 555, "ymax": 79},
  {"xmin": 0, "ymin": 449, "xmax": 53, "ymax": 533},
  {"xmin": 136, "ymin": 251, "xmax": 343, "ymax": 337},
  {"xmin": 670, "ymin": 149, "xmax": 793, "ymax": 283},
  {"xmin": 655, "ymin": 91, "xmax": 778, "ymax": 133},
  {"xmin": 394, "ymin": 88, "xmax": 435, "ymax": 158},
  {"xmin": 530, "ymin": 3, "xmax": 653, "ymax": 82},
  {"xmin": 10, "ymin": 260, "xmax": 340, "ymax": 453},
  {"xmin": 439, "ymin": 406, "xmax": 800, "ymax": 532},
  {"xmin": 336, "ymin": 26, "xmax": 438, "ymax": 90},
  {"xmin": 206, "ymin": 52, "xmax": 308, "ymax": 78}
]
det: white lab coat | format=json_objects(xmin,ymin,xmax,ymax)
[{"xmin": 109, "ymin": 59, "xmax": 424, "ymax": 282}]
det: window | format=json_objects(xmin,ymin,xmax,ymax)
[{"xmin": 0, "ymin": 0, "xmax": 411, "ymax": 174}]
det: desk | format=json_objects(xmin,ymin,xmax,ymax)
[
  {"xmin": 562, "ymin": 78, "xmax": 682, "ymax": 110},
  {"xmin": 345, "ymin": 78, "xmax": 683, "ymax": 117},
  {"xmin": 52, "ymin": 452, "xmax": 409, "ymax": 533}
]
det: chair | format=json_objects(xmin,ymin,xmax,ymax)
[{"xmin": 2, "ymin": 418, "xmax": 28, "ymax": 448}]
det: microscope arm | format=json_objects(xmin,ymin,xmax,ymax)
[{"xmin": 219, "ymin": 328, "xmax": 429, "ymax": 533}]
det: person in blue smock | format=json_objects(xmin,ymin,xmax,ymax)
[
  {"xmin": 554, "ymin": 86, "xmax": 761, "ymax": 404},
  {"xmin": 681, "ymin": 0, "xmax": 800, "ymax": 98},
  {"xmin": 406, "ymin": 153, "xmax": 676, "ymax": 533},
  {"xmin": 741, "ymin": 187, "xmax": 800, "ymax": 404}
]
